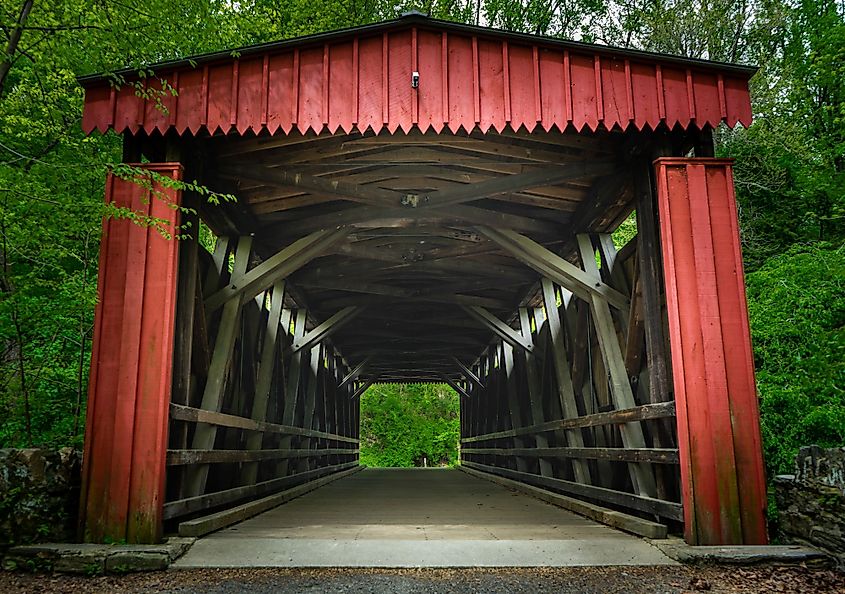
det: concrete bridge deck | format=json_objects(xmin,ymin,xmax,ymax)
[{"xmin": 175, "ymin": 468, "xmax": 674, "ymax": 567}]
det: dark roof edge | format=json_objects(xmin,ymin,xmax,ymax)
[{"xmin": 77, "ymin": 14, "xmax": 758, "ymax": 87}]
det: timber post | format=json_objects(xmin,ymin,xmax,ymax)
[
  {"xmin": 655, "ymin": 157, "xmax": 768, "ymax": 545},
  {"xmin": 79, "ymin": 163, "xmax": 184, "ymax": 544}
]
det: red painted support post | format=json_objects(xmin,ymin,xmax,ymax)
[
  {"xmin": 79, "ymin": 164, "xmax": 183, "ymax": 544},
  {"xmin": 655, "ymin": 158, "xmax": 768, "ymax": 545}
]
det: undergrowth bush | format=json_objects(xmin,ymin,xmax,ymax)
[
  {"xmin": 746, "ymin": 242, "xmax": 845, "ymax": 478},
  {"xmin": 359, "ymin": 383, "xmax": 459, "ymax": 467}
]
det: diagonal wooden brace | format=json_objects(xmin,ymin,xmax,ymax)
[
  {"xmin": 438, "ymin": 372, "xmax": 472, "ymax": 399},
  {"xmin": 205, "ymin": 227, "xmax": 350, "ymax": 312},
  {"xmin": 462, "ymin": 305, "xmax": 533, "ymax": 353},
  {"xmin": 292, "ymin": 306, "xmax": 362, "ymax": 353},
  {"xmin": 351, "ymin": 375, "xmax": 379, "ymax": 399},
  {"xmin": 576, "ymin": 233, "xmax": 657, "ymax": 498},
  {"xmin": 478, "ymin": 226, "xmax": 629, "ymax": 312},
  {"xmin": 451, "ymin": 356, "xmax": 484, "ymax": 389},
  {"xmin": 338, "ymin": 357, "xmax": 371, "ymax": 390}
]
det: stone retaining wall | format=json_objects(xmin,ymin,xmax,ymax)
[
  {"xmin": 775, "ymin": 445, "xmax": 844, "ymax": 565},
  {"xmin": 0, "ymin": 448, "xmax": 81, "ymax": 551}
]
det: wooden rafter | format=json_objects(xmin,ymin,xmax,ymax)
[
  {"xmin": 291, "ymin": 306, "xmax": 362, "ymax": 353},
  {"xmin": 205, "ymin": 227, "xmax": 350, "ymax": 312},
  {"xmin": 478, "ymin": 226, "xmax": 629, "ymax": 312},
  {"xmin": 462, "ymin": 306, "xmax": 533, "ymax": 353}
]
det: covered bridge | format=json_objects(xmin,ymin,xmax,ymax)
[{"xmin": 76, "ymin": 13, "xmax": 767, "ymax": 550}]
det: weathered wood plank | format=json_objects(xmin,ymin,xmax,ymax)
[
  {"xmin": 185, "ymin": 236, "xmax": 253, "ymax": 497},
  {"xmin": 418, "ymin": 162, "xmax": 614, "ymax": 208},
  {"xmin": 438, "ymin": 372, "xmax": 472, "ymax": 399},
  {"xmin": 462, "ymin": 306, "xmax": 533, "ymax": 352},
  {"xmin": 206, "ymin": 228, "xmax": 350, "ymax": 312},
  {"xmin": 479, "ymin": 227, "xmax": 629, "ymax": 312},
  {"xmin": 577, "ymin": 233, "xmax": 658, "ymax": 498},
  {"xmin": 351, "ymin": 376, "xmax": 378, "ymax": 399},
  {"xmin": 242, "ymin": 281, "xmax": 287, "ymax": 486},
  {"xmin": 461, "ymin": 446, "xmax": 679, "ymax": 464},
  {"xmin": 298, "ymin": 343, "xmax": 323, "ymax": 472},
  {"xmin": 461, "ymin": 401, "xmax": 676, "ymax": 443},
  {"xmin": 292, "ymin": 306, "xmax": 361, "ymax": 352},
  {"xmin": 634, "ymin": 159, "xmax": 673, "ymax": 407},
  {"xmin": 163, "ymin": 461, "xmax": 359, "ymax": 520},
  {"xmin": 518, "ymin": 307, "xmax": 554, "ymax": 478},
  {"xmin": 452, "ymin": 356, "xmax": 484, "ymax": 389},
  {"xmin": 338, "ymin": 357, "xmax": 371, "ymax": 389},
  {"xmin": 459, "ymin": 465, "xmax": 668, "ymax": 539},
  {"xmin": 461, "ymin": 460, "xmax": 683, "ymax": 521},
  {"xmin": 277, "ymin": 308, "xmax": 308, "ymax": 477},
  {"xmin": 169, "ymin": 403, "xmax": 359, "ymax": 443},
  {"xmin": 541, "ymin": 278, "xmax": 591, "ymax": 484},
  {"xmin": 167, "ymin": 448, "xmax": 358, "ymax": 465},
  {"xmin": 500, "ymin": 342, "xmax": 530, "ymax": 473}
]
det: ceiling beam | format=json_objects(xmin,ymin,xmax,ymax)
[
  {"xmin": 221, "ymin": 163, "xmax": 401, "ymax": 208},
  {"xmin": 264, "ymin": 202, "xmax": 564, "ymax": 237},
  {"xmin": 415, "ymin": 162, "xmax": 615, "ymax": 209}
]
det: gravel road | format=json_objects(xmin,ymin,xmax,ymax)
[{"xmin": 1, "ymin": 566, "xmax": 842, "ymax": 594}]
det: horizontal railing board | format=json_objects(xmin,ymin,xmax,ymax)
[
  {"xmin": 460, "ymin": 460, "xmax": 683, "ymax": 521},
  {"xmin": 459, "ymin": 465, "xmax": 668, "ymax": 539},
  {"xmin": 170, "ymin": 403, "xmax": 359, "ymax": 444},
  {"xmin": 461, "ymin": 401, "xmax": 676, "ymax": 444},
  {"xmin": 166, "ymin": 448, "xmax": 359, "ymax": 466},
  {"xmin": 461, "ymin": 446, "xmax": 679, "ymax": 464},
  {"xmin": 178, "ymin": 465, "xmax": 363, "ymax": 537},
  {"xmin": 163, "ymin": 461, "xmax": 358, "ymax": 520}
]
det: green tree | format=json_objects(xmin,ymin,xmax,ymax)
[
  {"xmin": 360, "ymin": 383, "xmax": 460, "ymax": 467},
  {"xmin": 746, "ymin": 243, "xmax": 845, "ymax": 476}
]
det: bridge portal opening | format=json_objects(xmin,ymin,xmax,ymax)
[
  {"xmin": 77, "ymin": 15, "xmax": 768, "ymax": 550},
  {"xmin": 359, "ymin": 383, "xmax": 460, "ymax": 468}
]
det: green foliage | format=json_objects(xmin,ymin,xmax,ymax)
[
  {"xmin": 359, "ymin": 383, "xmax": 460, "ymax": 467},
  {"xmin": 719, "ymin": 0, "xmax": 844, "ymax": 270},
  {"xmin": 746, "ymin": 243, "xmax": 845, "ymax": 477},
  {"xmin": 0, "ymin": 0, "xmax": 277, "ymax": 448},
  {"xmin": 0, "ymin": 0, "xmax": 841, "ymax": 505},
  {"xmin": 611, "ymin": 212, "xmax": 637, "ymax": 250}
]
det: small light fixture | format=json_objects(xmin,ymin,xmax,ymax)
[{"xmin": 411, "ymin": 71, "xmax": 420, "ymax": 89}]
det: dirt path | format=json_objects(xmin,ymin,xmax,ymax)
[{"xmin": 1, "ymin": 566, "xmax": 842, "ymax": 593}]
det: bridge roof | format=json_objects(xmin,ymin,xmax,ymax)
[{"xmin": 80, "ymin": 13, "xmax": 754, "ymax": 138}]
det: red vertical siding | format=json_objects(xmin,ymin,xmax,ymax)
[
  {"xmin": 655, "ymin": 158, "xmax": 768, "ymax": 545},
  {"xmin": 81, "ymin": 23, "xmax": 754, "ymax": 137},
  {"xmin": 80, "ymin": 164, "xmax": 182, "ymax": 544}
]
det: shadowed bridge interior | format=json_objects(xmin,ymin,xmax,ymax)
[
  {"xmin": 156, "ymin": 124, "xmax": 690, "ymax": 540},
  {"xmin": 77, "ymin": 15, "xmax": 769, "ymax": 549}
]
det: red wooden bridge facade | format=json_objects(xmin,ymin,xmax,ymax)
[{"xmin": 78, "ymin": 14, "xmax": 767, "ymax": 547}]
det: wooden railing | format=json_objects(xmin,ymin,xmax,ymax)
[
  {"xmin": 458, "ymin": 231, "xmax": 683, "ymax": 527},
  {"xmin": 165, "ymin": 234, "xmax": 361, "ymax": 527}
]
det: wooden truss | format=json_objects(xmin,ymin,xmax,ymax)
[{"xmin": 80, "ymin": 118, "xmax": 766, "ymax": 547}]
